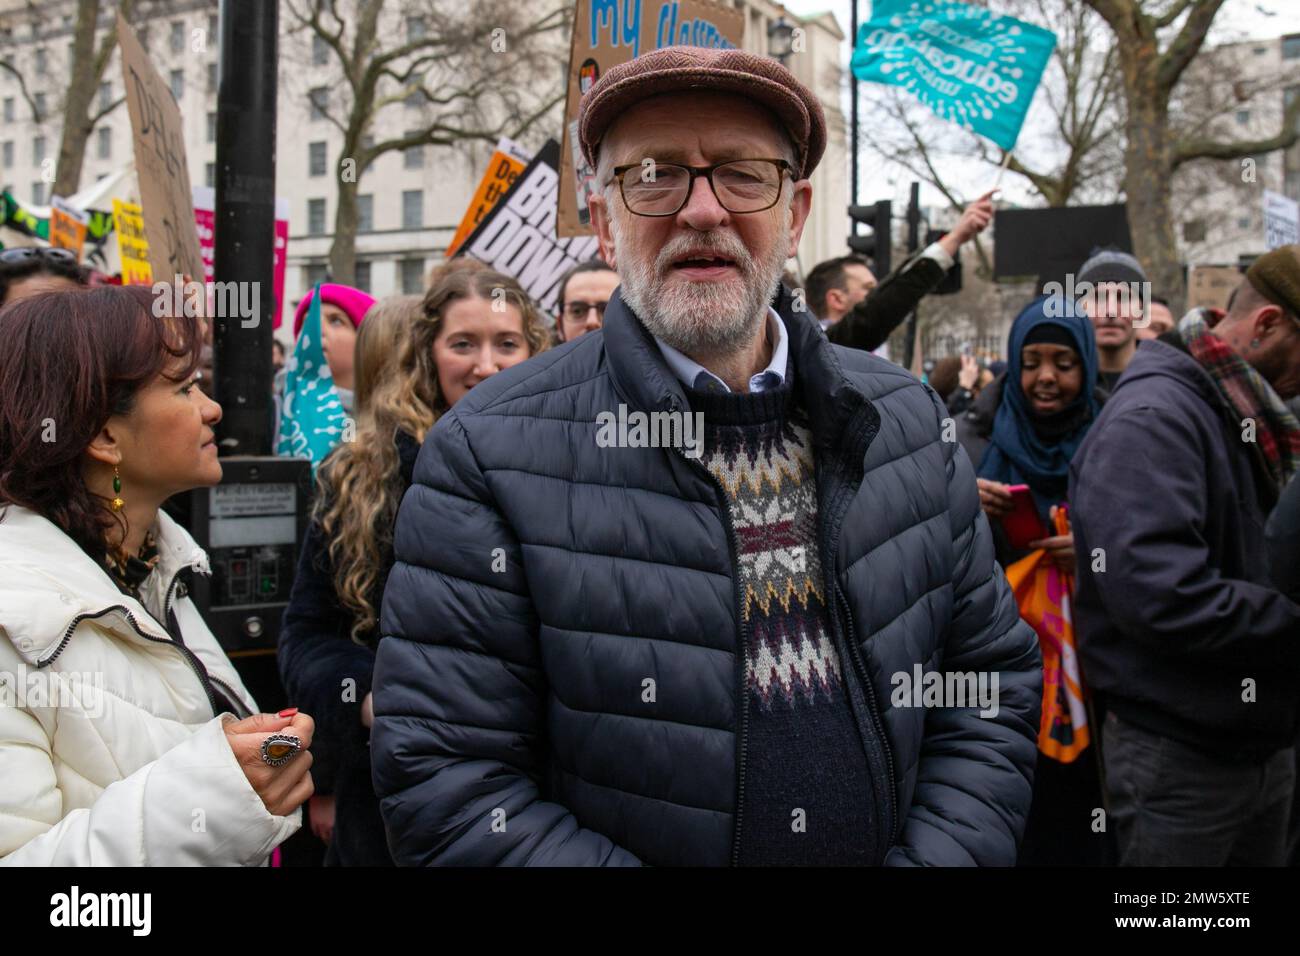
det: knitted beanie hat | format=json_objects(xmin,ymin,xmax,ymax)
[{"xmin": 292, "ymin": 282, "xmax": 377, "ymax": 339}]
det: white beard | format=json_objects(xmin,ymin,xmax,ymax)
[{"xmin": 612, "ymin": 205, "xmax": 791, "ymax": 357}]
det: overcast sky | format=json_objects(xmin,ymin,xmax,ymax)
[{"xmin": 779, "ymin": 0, "xmax": 1297, "ymax": 217}]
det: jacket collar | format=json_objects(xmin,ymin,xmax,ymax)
[
  {"xmin": 0, "ymin": 505, "xmax": 209, "ymax": 665},
  {"xmin": 603, "ymin": 283, "xmax": 874, "ymax": 452}
]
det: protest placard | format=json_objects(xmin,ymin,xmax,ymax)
[
  {"xmin": 462, "ymin": 139, "xmax": 602, "ymax": 315},
  {"xmin": 1264, "ymin": 190, "xmax": 1299, "ymax": 251},
  {"xmin": 557, "ymin": 0, "xmax": 743, "ymax": 238},
  {"xmin": 48, "ymin": 197, "xmax": 89, "ymax": 259},
  {"xmin": 112, "ymin": 198, "xmax": 153, "ymax": 285},
  {"xmin": 446, "ymin": 138, "xmax": 532, "ymax": 257},
  {"xmin": 192, "ymin": 185, "xmax": 291, "ymax": 326},
  {"xmin": 117, "ymin": 12, "xmax": 204, "ymax": 282}
]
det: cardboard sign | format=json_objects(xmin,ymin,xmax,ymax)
[
  {"xmin": 557, "ymin": 0, "xmax": 744, "ymax": 238},
  {"xmin": 117, "ymin": 13, "xmax": 203, "ymax": 282},
  {"xmin": 1187, "ymin": 265, "xmax": 1242, "ymax": 313},
  {"xmin": 1264, "ymin": 190, "xmax": 1299, "ymax": 251},
  {"xmin": 48, "ymin": 196, "xmax": 88, "ymax": 259},
  {"xmin": 446, "ymin": 137, "xmax": 532, "ymax": 257},
  {"xmin": 112, "ymin": 198, "xmax": 153, "ymax": 285},
  {"xmin": 462, "ymin": 139, "xmax": 601, "ymax": 314}
]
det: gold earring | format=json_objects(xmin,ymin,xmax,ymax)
[{"xmin": 112, "ymin": 465, "xmax": 124, "ymax": 511}]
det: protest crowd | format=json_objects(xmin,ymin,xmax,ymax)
[{"xmin": 1, "ymin": 5, "xmax": 1300, "ymax": 874}]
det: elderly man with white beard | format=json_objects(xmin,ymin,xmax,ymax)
[{"xmin": 370, "ymin": 47, "xmax": 1040, "ymax": 867}]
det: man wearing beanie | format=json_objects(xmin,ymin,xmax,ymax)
[
  {"xmin": 371, "ymin": 46, "xmax": 1040, "ymax": 866},
  {"xmin": 1074, "ymin": 248, "xmax": 1148, "ymax": 393},
  {"xmin": 1070, "ymin": 244, "xmax": 1300, "ymax": 865}
]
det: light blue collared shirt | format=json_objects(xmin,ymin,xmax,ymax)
[{"xmin": 654, "ymin": 308, "xmax": 789, "ymax": 394}]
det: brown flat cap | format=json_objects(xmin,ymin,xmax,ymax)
[
  {"xmin": 578, "ymin": 46, "xmax": 827, "ymax": 180},
  {"xmin": 1246, "ymin": 244, "xmax": 1300, "ymax": 318}
]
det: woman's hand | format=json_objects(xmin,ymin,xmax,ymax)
[
  {"xmin": 976, "ymin": 478, "xmax": 1014, "ymax": 518},
  {"xmin": 958, "ymin": 354, "xmax": 980, "ymax": 391},
  {"xmin": 309, "ymin": 794, "xmax": 336, "ymax": 844},
  {"xmin": 222, "ymin": 711, "xmax": 315, "ymax": 817},
  {"xmin": 1030, "ymin": 508, "xmax": 1076, "ymax": 575}
]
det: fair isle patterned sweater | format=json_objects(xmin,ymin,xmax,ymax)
[{"xmin": 686, "ymin": 382, "xmax": 874, "ymax": 865}]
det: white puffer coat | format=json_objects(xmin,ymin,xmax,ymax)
[{"xmin": 0, "ymin": 506, "xmax": 301, "ymax": 865}]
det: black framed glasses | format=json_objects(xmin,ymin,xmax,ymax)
[
  {"xmin": 564, "ymin": 300, "xmax": 608, "ymax": 321},
  {"xmin": 611, "ymin": 158, "xmax": 793, "ymax": 217},
  {"xmin": 0, "ymin": 246, "xmax": 79, "ymax": 265}
]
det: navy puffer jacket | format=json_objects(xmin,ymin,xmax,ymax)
[{"xmin": 371, "ymin": 286, "xmax": 1040, "ymax": 866}]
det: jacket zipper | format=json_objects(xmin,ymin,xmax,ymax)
[
  {"xmin": 668, "ymin": 431, "xmax": 750, "ymax": 866},
  {"xmin": 39, "ymin": 570, "xmax": 248, "ymax": 720},
  {"xmin": 821, "ymin": 411, "xmax": 898, "ymax": 861}
]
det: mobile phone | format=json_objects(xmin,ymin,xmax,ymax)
[{"xmin": 1000, "ymin": 484, "xmax": 1049, "ymax": 550}]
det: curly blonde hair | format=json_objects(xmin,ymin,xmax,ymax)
[{"xmin": 314, "ymin": 261, "xmax": 551, "ymax": 642}]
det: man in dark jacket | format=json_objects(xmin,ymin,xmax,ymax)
[
  {"xmin": 810, "ymin": 194, "xmax": 993, "ymax": 354},
  {"xmin": 1070, "ymin": 245, "xmax": 1300, "ymax": 866},
  {"xmin": 371, "ymin": 46, "xmax": 1040, "ymax": 867}
]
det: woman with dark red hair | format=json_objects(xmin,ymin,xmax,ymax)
[{"xmin": 0, "ymin": 286, "xmax": 315, "ymax": 865}]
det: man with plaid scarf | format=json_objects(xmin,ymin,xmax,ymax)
[{"xmin": 1069, "ymin": 245, "xmax": 1300, "ymax": 866}]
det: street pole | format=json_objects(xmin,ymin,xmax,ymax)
[
  {"xmin": 902, "ymin": 181, "xmax": 922, "ymax": 371},
  {"xmin": 850, "ymin": 0, "xmax": 859, "ymax": 232},
  {"xmin": 212, "ymin": 0, "xmax": 278, "ymax": 455}
]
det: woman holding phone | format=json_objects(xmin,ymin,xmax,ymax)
[{"xmin": 956, "ymin": 293, "xmax": 1107, "ymax": 867}]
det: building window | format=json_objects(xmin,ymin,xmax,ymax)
[
  {"xmin": 407, "ymin": 17, "xmax": 427, "ymax": 41},
  {"xmin": 356, "ymin": 194, "xmax": 374, "ymax": 233},
  {"xmin": 35, "ymin": 47, "xmax": 47, "ymax": 74},
  {"xmin": 1, "ymin": 141, "xmax": 12, "ymax": 169},
  {"xmin": 312, "ymin": 35, "xmax": 329, "ymax": 65},
  {"xmin": 404, "ymin": 131, "xmax": 424, "ymax": 169},
  {"xmin": 32, "ymin": 181, "xmax": 45, "ymax": 205},
  {"xmin": 400, "ymin": 258, "xmax": 424, "ymax": 294},
  {"xmin": 97, "ymin": 126, "xmax": 111, "ymax": 159},
  {"xmin": 206, "ymin": 162, "xmax": 215, "ymax": 188},
  {"xmin": 33, "ymin": 92, "xmax": 45, "ymax": 120},
  {"xmin": 207, "ymin": 111, "xmax": 217, "ymax": 143},
  {"xmin": 305, "ymin": 262, "xmax": 328, "ymax": 289},
  {"xmin": 310, "ymin": 87, "xmax": 328, "ymax": 121},
  {"xmin": 1237, "ymin": 215, "xmax": 1251, "ymax": 229},
  {"xmin": 33, "ymin": 135, "xmax": 45, "ymax": 164},
  {"xmin": 170, "ymin": 20, "xmax": 185, "ymax": 54},
  {"xmin": 360, "ymin": 133, "xmax": 375, "ymax": 151},
  {"xmin": 1236, "ymin": 109, "xmax": 1250, "ymax": 125},
  {"xmin": 208, "ymin": 62, "xmax": 218, "ymax": 92},
  {"xmin": 1283, "ymin": 35, "xmax": 1300, "ymax": 60},
  {"xmin": 309, "ymin": 142, "xmax": 327, "ymax": 177},
  {"xmin": 354, "ymin": 260, "xmax": 371, "ymax": 293},
  {"xmin": 98, "ymin": 82, "xmax": 111, "ymax": 111},
  {"xmin": 404, "ymin": 89, "xmax": 422, "ymax": 109},
  {"xmin": 170, "ymin": 68, "xmax": 184, "ymax": 101},
  {"xmin": 3, "ymin": 98, "xmax": 13, "ymax": 123},
  {"xmin": 402, "ymin": 190, "xmax": 423, "ymax": 229},
  {"xmin": 1182, "ymin": 220, "xmax": 1206, "ymax": 243},
  {"xmin": 308, "ymin": 198, "xmax": 326, "ymax": 236},
  {"xmin": 209, "ymin": 14, "xmax": 218, "ymax": 43}
]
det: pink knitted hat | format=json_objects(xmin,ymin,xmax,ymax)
[{"xmin": 292, "ymin": 283, "xmax": 377, "ymax": 339}]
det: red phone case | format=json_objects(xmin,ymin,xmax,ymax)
[{"xmin": 1000, "ymin": 484, "xmax": 1049, "ymax": 550}]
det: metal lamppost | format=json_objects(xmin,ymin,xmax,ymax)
[{"xmin": 767, "ymin": 16, "xmax": 795, "ymax": 65}]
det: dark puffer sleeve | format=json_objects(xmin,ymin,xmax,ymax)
[
  {"xmin": 884, "ymin": 391, "xmax": 1042, "ymax": 866},
  {"xmin": 370, "ymin": 411, "xmax": 641, "ymax": 866}
]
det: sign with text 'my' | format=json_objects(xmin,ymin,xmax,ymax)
[
  {"xmin": 117, "ymin": 12, "xmax": 204, "ymax": 283},
  {"xmin": 557, "ymin": 0, "xmax": 744, "ymax": 238}
]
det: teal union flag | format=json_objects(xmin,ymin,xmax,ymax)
[
  {"xmin": 276, "ymin": 284, "xmax": 349, "ymax": 473},
  {"xmin": 852, "ymin": 0, "xmax": 1056, "ymax": 152}
]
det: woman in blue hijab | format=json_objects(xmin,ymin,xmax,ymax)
[{"xmin": 957, "ymin": 294, "xmax": 1101, "ymax": 573}]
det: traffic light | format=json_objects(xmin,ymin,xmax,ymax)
[{"xmin": 847, "ymin": 200, "xmax": 892, "ymax": 277}]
